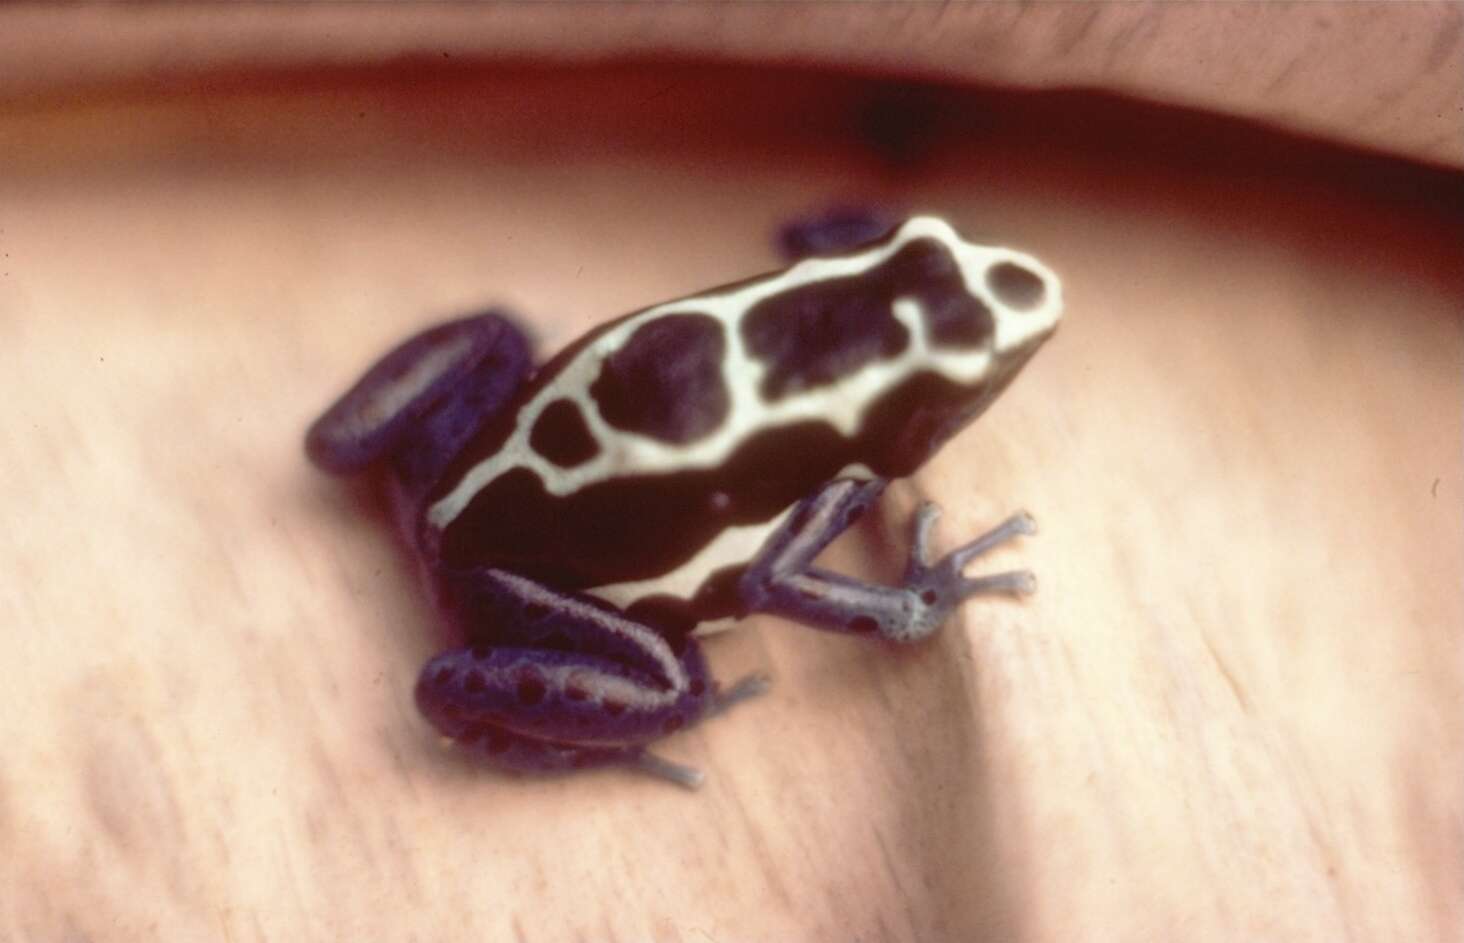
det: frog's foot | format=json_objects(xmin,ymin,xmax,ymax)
[
  {"xmin": 739, "ymin": 478, "xmax": 1037, "ymax": 644},
  {"xmin": 776, "ymin": 206, "xmax": 901, "ymax": 262},
  {"xmin": 900, "ymin": 504, "xmax": 1037, "ymax": 636},
  {"xmin": 635, "ymin": 675, "xmax": 770, "ymax": 788}
]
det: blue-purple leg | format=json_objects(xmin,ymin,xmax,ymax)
[
  {"xmin": 304, "ymin": 310, "xmax": 531, "ymax": 490},
  {"xmin": 776, "ymin": 206, "xmax": 902, "ymax": 262},
  {"xmin": 416, "ymin": 568, "xmax": 768, "ymax": 788},
  {"xmin": 739, "ymin": 479, "xmax": 1037, "ymax": 643}
]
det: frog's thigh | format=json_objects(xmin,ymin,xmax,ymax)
[{"xmin": 418, "ymin": 568, "xmax": 716, "ymax": 749}]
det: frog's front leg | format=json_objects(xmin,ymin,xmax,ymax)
[
  {"xmin": 416, "ymin": 568, "xmax": 767, "ymax": 788},
  {"xmin": 739, "ymin": 479, "xmax": 1037, "ymax": 643}
]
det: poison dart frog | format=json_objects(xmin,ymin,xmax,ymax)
[{"xmin": 305, "ymin": 211, "xmax": 1062, "ymax": 787}]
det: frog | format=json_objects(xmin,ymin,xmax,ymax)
[{"xmin": 305, "ymin": 210, "xmax": 1062, "ymax": 788}]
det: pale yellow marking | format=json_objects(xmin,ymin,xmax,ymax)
[
  {"xmin": 585, "ymin": 506, "xmax": 795, "ymax": 610},
  {"xmin": 429, "ymin": 216, "xmax": 1063, "ymax": 529}
]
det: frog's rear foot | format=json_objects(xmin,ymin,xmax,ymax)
[{"xmin": 776, "ymin": 206, "xmax": 901, "ymax": 261}]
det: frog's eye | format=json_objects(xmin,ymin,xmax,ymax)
[{"xmin": 986, "ymin": 262, "xmax": 1047, "ymax": 311}]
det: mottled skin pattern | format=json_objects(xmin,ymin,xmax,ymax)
[{"xmin": 305, "ymin": 212, "xmax": 1063, "ymax": 787}]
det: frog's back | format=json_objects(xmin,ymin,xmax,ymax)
[{"xmin": 426, "ymin": 217, "xmax": 1061, "ymax": 609}]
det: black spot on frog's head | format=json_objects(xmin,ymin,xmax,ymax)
[
  {"xmin": 589, "ymin": 313, "xmax": 730, "ymax": 444},
  {"xmin": 529, "ymin": 398, "xmax": 599, "ymax": 468},
  {"xmin": 740, "ymin": 238, "xmax": 994, "ymax": 402}
]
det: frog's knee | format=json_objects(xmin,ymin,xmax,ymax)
[{"xmin": 305, "ymin": 311, "xmax": 531, "ymax": 474}]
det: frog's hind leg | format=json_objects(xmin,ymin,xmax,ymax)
[
  {"xmin": 304, "ymin": 311, "xmax": 531, "ymax": 488},
  {"xmin": 738, "ymin": 478, "xmax": 1037, "ymax": 644},
  {"xmin": 416, "ymin": 567, "xmax": 768, "ymax": 788},
  {"xmin": 420, "ymin": 680, "xmax": 766, "ymax": 790}
]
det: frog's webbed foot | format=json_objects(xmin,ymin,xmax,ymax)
[
  {"xmin": 776, "ymin": 206, "xmax": 901, "ymax": 262},
  {"xmin": 738, "ymin": 479, "xmax": 1037, "ymax": 644}
]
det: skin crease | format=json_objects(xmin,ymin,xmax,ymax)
[{"xmin": 2, "ymin": 36, "xmax": 1461, "ymax": 943}]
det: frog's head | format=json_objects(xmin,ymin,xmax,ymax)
[{"xmin": 787, "ymin": 215, "xmax": 1063, "ymax": 477}]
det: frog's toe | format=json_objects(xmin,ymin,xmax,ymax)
[
  {"xmin": 910, "ymin": 507, "xmax": 1037, "ymax": 589},
  {"xmin": 947, "ymin": 511, "xmax": 1037, "ymax": 572},
  {"xmin": 910, "ymin": 508, "xmax": 1034, "ymax": 575},
  {"xmin": 708, "ymin": 672, "xmax": 772, "ymax": 716},
  {"xmin": 416, "ymin": 644, "xmax": 711, "ymax": 748},
  {"xmin": 632, "ymin": 751, "xmax": 705, "ymax": 790}
]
